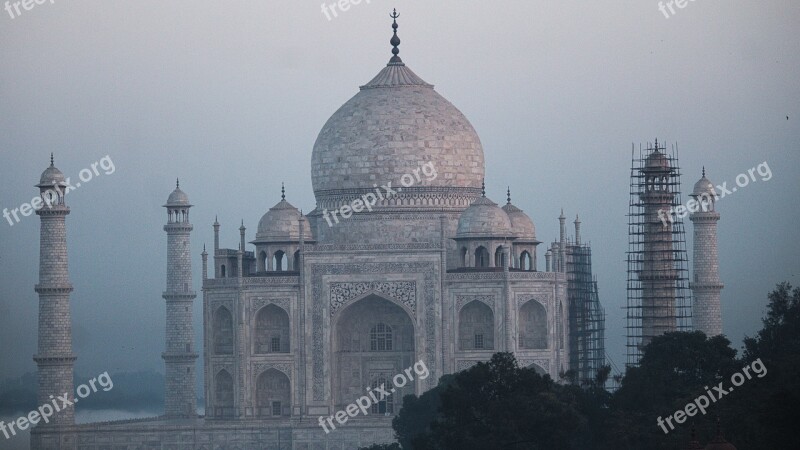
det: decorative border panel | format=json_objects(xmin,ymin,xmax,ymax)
[
  {"xmin": 518, "ymin": 358, "xmax": 550, "ymax": 374},
  {"xmin": 249, "ymin": 297, "xmax": 291, "ymax": 316},
  {"xmin": 329, "ymin": 281, "xmax": 416, "ymax": 317},
  {"xmin": 311, "ymin": 262, "xmax": 438, "ymax": 400},
  {"xmin": 455, "ymin": 294, "xmax": 494, "ymax": 312},
  {"xmin": 252, "ymin": 362, "xmax": 293, "ymax": 378}
]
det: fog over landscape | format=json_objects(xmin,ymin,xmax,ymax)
[{"xmin": 1, "ymin": 0, "xmax": 798, "ymax": 412}]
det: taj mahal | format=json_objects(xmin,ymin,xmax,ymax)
[{"xmin": 27, "ymin": 11, "xmax": 723, "ymax": 450}]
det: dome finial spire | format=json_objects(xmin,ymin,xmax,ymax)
[
  {"xmin": 281, "ymin": 182, "xmax": 286, "ymax": 201},
  {"xmin": 702, "ymin": 166, "xmax": 706, "ymax": 177},
  {"xmin": 507, "ymin": 186, "xmax": 511, "ymax": 204},
  {"xmin": 176, "ymin": 178, "xmax": 180, "ymax": 189},
  {"xmin": 481, "ymin": 178, "xmax": 486, "ymax": 197},
  {"xmin": 50, "ymin": 153, "xmax": 54, "ymax": 167},
  {"xmin": 389, "ymin": 9, "xmax": 403, "ymax": 64}
]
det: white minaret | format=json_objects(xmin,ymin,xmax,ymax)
[
  {"xmin": 690, "ymin": 168, "xmax": 724, "ymax": 336},
  {"xmin": 34, "ymin": 154, "xmax": 76, "ymax": 425},
  {"xmin": 162, "ymin": 179, "xmax": 198, "ymax": 417}
]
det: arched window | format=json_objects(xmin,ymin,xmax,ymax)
[
  {"xmin": 459, "ymin": 301, "xmax": 494, "ymax": 351},
  {"xmin": 520, "ymin": 251, "xmax": 532, "ymax": 271},
  {"xmin": 214, "ymin": 370, "xmax": 234, "ymax": 418},
  {"xmin": 495, "ymin": 246, "xmax": 505, "ymax": 267},
  {"xmin": 474, "ymin": 246, "xmax": 489, "ymax": 268},
  {"xmin": 273, "ymin": 250, "xmax": 287, "ymax": 271},
  {"xmin": 370, "ymin": 323, "xmax": 393, "ymax": 351},
  {"xmin": 293, "ymin": 250, "xmax": 300, "ymax": 271},
  {"xmin": 519, "ymin": 300, "xmax": 548, "ymax": 349},
  {"xmin": 698, "ymin": 192, "xmax": 714, "ymax": 212},
  {"xmin": 256, "ymin": 369, "xmax": 291, "ymax": 417},
  {"xmin": 259, "ymin": 251, "xmax": 267, "ymax": 272},
  {"xmin": 370, "ymin": 376, "xmax": 394, "ymax": 414},
  {"xmin": 213, "ymin": 307, "xmax": 234, "ymax": 355},
  {"xmin": 254, "ymin": 305, "xmax": 290, "ymax": 354},
  {"xmin": 460, "ymin": 247, "xmax": 468, "ymax": 267},
  {"xmin": 220, "ymin": 264, "xmax": 226, "ymax": 278}
]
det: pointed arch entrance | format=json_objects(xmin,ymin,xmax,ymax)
[{"xmin": 332, "ymin": 294, "xmax": 415, "ymax": 415}]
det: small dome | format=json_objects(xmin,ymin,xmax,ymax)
[
  {"xmin": 164, "ymin": 179, "xmax": 191, "ymax": 207},
  {"xmin": 38, "ymin": 156, "xmax": 66, "ymax": 187},
  {"xmin": 457, "ymin": 196, "xmax": 513, "ymax": 239},
  {"xmin": 502, "ymin": 192, "xmax": 536, "ymax": 240},
  {"xmin": 692, "ymin": 172, "xmax": 716, "ymax": 198},
  {"xmin": 39, "ymin": 166, "xmax": 65, "ymax": 186},
  {"xmin": 166, "ymin": 187, "xmax": 190, "ymax": 206},
  {"xmin": 256, "ymin": 199, "xmax": 312, "ymax": 242},
  {"xmin": 645, "ymin": 149, "xmax": 670, "ymax": 170}
]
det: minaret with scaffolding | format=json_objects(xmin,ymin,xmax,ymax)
[
  {"xmin": 565, "ymin": 218, "xmax": 606, "ymax": 385},
  {"xmin": 547, "ymin": 213, "xmax": 607, "ymax": 385},
  {"xmin": 626, "ymin": 140, "xmax": 692, "ymax": 367}
]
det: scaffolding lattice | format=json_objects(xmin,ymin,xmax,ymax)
[
  {"xmin": 626, "ymin": 140, "xmax": 692, "ymax": 368},
  {"xmin": 567, "ymin": 244, "xmax": 606, "ymax": 385}
]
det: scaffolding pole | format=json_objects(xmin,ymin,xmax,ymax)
[
  {"xmin": 567, "ymin": 243, "xmax": 606, "ymax": 385},
  {"xmin": 626, "ymin": 140, "xmax": 692, "ymax": 368}
]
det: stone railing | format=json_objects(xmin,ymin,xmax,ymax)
[
  {"xmin": 446, "ymin": 271, "xmax": 564, "ymax": 282},
  {"xmin": 203, "ymin": 275, "xmax": 300, "ymax": 288}
]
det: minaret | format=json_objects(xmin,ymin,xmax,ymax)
[
  {"xmin": 558, "ymin": 209, "xmax": 566, "ymax": 272},
  {"xmin": 162, "ymin": 179, "xmax": 198, "ymax": 418},
  {"xmin": 239, "ymin": 220, "xmax": 246, "ymax": 255},
  {"xmin": 213, "ymin": 216, "xmax": 220, "ymax": 252},
  {"xmin": 34, "ymin": 154, "xmax": 76, "ymax": 425},
  {"xmin": 201, "ymin": 245, "xmax": 208, "ymax": 281},
  {"xmin": 639, "ymin": 141, "xmax": 678, "ymax": 344},
  {"xmin": 690, "ymin": 168, "xmax": 724, "ymax": 336}
]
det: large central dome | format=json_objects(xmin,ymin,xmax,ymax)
[{"xmin": 311, "ymin": 24, "xmax": 485, "ymax": 211}]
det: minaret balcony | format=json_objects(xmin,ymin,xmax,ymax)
[
  {"xmin": 162, "ymin": 352, "xmax": 199, "ymax": 362},
  {"xmin": 33, "ymin": 354, "xmax": 77, "ymax": 365},
  {"xmin": 34, "ymin": 283, "xmax": 74, "ymax": 294},
  {"xmin": 162, "ymin": 291, "xmax": 197, "ymax": 300}
]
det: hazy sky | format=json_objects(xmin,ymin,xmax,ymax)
[{"xmin": 1, "ymin": 1, "xmax": 798, "ymax": 382}]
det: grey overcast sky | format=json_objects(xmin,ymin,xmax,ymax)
[{"xmin": 0, "ymin": 0, "xmax": 798, "ymax": 380}]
